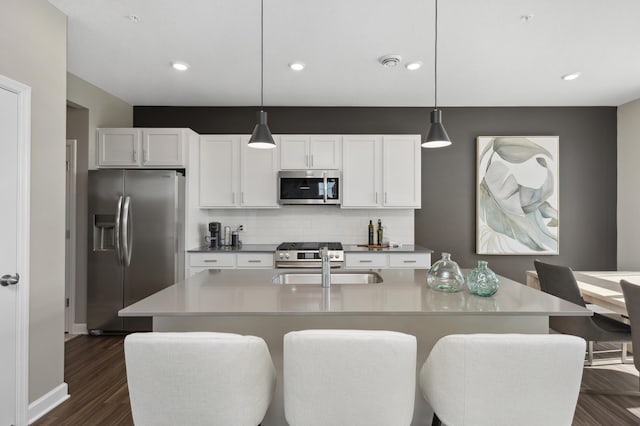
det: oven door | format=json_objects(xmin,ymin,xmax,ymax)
[{"xmin": 278, "ymin": 170, "xmax": 340, "ymax": 205}]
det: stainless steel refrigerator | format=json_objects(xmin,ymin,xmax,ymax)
[{"xmin": 87, "ymin": 169, "xmax": 185, "ymax": 334}]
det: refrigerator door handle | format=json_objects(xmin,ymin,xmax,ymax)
[
  {"xmin": 122, "ymin": 196, "xmax": 133, "ymax": 267},
  {"xmin": 115, "ymin": 195, "xmax": 124, "ymax": 265}
]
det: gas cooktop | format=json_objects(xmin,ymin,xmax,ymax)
[
  {"xmin": 275, "ymin": 242, "xmax": 344, "ymax": 268},
  {"xmin": 277, "ymin": 242, "xmax": 343, "ymax": 251}
]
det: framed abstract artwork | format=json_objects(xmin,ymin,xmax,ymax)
[{"xmin": 476, "ymin": 136, "xmax": 559, "ymax": 255}]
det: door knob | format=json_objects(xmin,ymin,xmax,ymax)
[{"xmin": 1, "ymin": 273, "xmax": 19, "ymax": 286}]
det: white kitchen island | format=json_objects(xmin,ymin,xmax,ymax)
[{"xmin": 120, "ymin": 268, "xmax": 590, "ymax": 426}]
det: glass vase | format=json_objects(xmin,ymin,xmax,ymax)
[
  {"xmin": 427, "ymin": 252, "xmax": 465, "ymax": 293},
  {"xmin": 466, "ymin": 260, "xmax": 500, "ymax": 297}
]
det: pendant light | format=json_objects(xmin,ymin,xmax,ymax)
[
  {"xmin": 248, "ymin": 0, "xmax": 276, "ymax": 149},
  {"xmin": 422, "ymin": 0, "xmax": 451, "ymax": 148}
]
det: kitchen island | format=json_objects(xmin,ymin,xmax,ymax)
[{"xmin": 120, "ymin": 268, "xmax": 589, "ymax": 425}]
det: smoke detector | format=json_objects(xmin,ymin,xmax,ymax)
[{"xmin": 379, "ymin": 54, "xmax": 402, "ymax": 68}]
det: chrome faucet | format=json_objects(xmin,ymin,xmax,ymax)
[{"xmin": 320, "ymin": 246, "xmax": 331, "ymax": 288}]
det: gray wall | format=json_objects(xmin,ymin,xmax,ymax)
[
  {"xmin": 135, "ymin": 106, "xmax": 617, "ymax": 282},
  {"xmin": 1, "ymin": 0, "xmax": 67, "ymax": 403}
]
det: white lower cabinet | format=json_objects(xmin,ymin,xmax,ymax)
[
  {"xmin": 345, "ymin": 253, "xmax": 388, "ymax": 269},
  {"xmin": 236, "ymin": 253, "xmax": 274, "ymax": 268},
  {"xmin": 188, "ymin": 252, "xmax": 275, "ymax": 277},
  {"xmin": 345, "ymin": 252, "xmax": 431, "ymax": 269},
  {"xmin": 388, "ymin": 253, "xmax": 431, "ymax": 268}
]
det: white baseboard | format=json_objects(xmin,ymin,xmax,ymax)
[
  {"xmin": 28, "ymin": 382, "xmax": 69, "ymax": 424},
  {"xmin": 71, "ymin": 323, "xmax": 87, "ymax": 334}
]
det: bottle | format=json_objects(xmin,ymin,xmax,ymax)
[
  {"xmin": 368, "ymin": 220, "xmax": 374, "ymax": 245},
  {"xmin": 376, "ymin": 219, "xmax": 383, "ymax": 246}
]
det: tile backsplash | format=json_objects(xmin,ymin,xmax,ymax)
[{"xmin": 189, "ymin": 206, "xmax": 414, "ymax": 248}]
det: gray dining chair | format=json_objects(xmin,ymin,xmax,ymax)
[
  {"xmin": 534, "ymin": 260, "xmax": 631, "ymax": 365},
  {"xmin": 620, "ymin": 280, "xmax": 640, "ymax": 389}
]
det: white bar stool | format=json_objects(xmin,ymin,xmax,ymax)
[
  {"xmin": 284, "ymin": 329, "xmax": 417, "ymax": 426},
  {"xmin": 419, "ymin": 333, "xmax": 585, "ymax": 426},
  {"xmin": 124, "ymin": 332, "xmax": 276, "ymax": 426}
]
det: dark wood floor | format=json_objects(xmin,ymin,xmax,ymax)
[{"xmin": 35, "ymin": 335, "xmax": 640, "ymax": 425}]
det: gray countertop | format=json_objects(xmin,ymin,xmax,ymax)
[
  {"xmin": 188, "ymin": 244, "xmax": 432, "ymax": 253},
  {"xmin": 343, "ymin": 244, "xmax": 432, "ymax": 253},
  {"xmin": 188, "ymin": 244, "xmax": 278, "ymax": 253},
  {"xmin": 120, "ymin": 268, "xmax": 590, "ymax": 317}
]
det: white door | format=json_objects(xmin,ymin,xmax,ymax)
[
  {"xmin": 382, "ymin": 136, "xmax": 421, "ymax": 207},
  {"xmin": 309, "ymin": 136, "xmax": 341, "ymax": 169},
  {"xmin": 96, "ymin": 128, "xmax": 140, "ymax": 167},
  {"xmin": 142, "ymin": 129, "xmax": 185, "ymax": 167},
  {"xmin": 0, "ymin": 75, "xmax": 30, "ymax": 426},
  {"xmin": 279, "ymin": 135, "xmax": 309, "ymax": 169}
]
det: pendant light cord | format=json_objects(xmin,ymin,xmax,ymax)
[
  {"xmin": 434, "ymin": 0, "xmax": 438, "ymax": 111},
  {"xmin": 260, "ymin": 0, "xmax": 264, "ymax": 109}
]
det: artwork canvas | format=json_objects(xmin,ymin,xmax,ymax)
[{"xmin": 476, "ymin": 136, "xmax": 559, "ymax": 255}]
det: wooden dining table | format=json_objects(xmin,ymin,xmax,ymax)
[{"xmin": 526, "ymin": 270, "xmax": 640, "ymax": 318}]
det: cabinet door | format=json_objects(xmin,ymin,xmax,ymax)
[
  {"xmin": 236, "ymin": 253, "xmax": 274, "ymax": 268},
  {"xmin": 142, "ymin": 129, "xmax": 185, "ymax": 167},
  {"xmin": 388, "ymin": 253, "xmax": 431, "ymax": 268},
  {"xmin": 279, "ymin": 135, "xmax": 309, "ymax": 169},
  {"xmin": 382, "ymin": 136, "xmax": 421, "ymax": 207},
  {"xmin": 241, "ymin": 135, "xmax": 280, "ymax": 207},
  {"xmin": 309, "ymin": 136, "xmax": 341, "ymax": 169},
  {"xmin": 342, "ymin": 136, "xmax": 382, "ymax": 208},
  {"xmin": 345, "ymin": 253, "xmax": 388, "ymax": 269},
  {"xmin": 97, "ymin": 128, "xmax": 141, "ymax": 167},
  {"xmin": 199, "ymin": 135, "xmax": 240, "ymax": 207}
]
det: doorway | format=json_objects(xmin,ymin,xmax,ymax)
[{"xmin": 65, "ymin": 140, "xmax": 77, "ymax": 334}]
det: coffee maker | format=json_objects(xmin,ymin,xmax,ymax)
[{"xmin": 208, "ymin": 222, "xmax": 221, "ymax": 248}]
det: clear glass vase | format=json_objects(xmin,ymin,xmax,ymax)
[
  {"xmin": 466, "ymin": 260, "xmax": 500, "ymax": 297},
  {"xmin": 427, "ymin": 252, "xmax": 465, "ymax": 293}
]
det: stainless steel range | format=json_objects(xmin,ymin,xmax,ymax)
[{"xmin": 275, "ymin": 242, "xmax": 344, "ymax": 268}]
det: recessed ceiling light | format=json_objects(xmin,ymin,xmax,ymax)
[
  {"xmin": 406, "ymin": 61, "xmax": 423, "ymax": 71},
  {"xmin": 289, "ymin": 62, "xmax": 305, "ymax": 71},
  {"xmin": 126, "ymin": 14, "xmax": 140, "ymax": 23},
  {"xmin": 561, "ymin": 72, "xmax": 581, "ymax": 81},
  {"xmin": 171, "ymin": 62, "xmax": 190, "ymax": 71}
]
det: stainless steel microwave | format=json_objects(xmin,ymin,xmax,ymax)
[{"xmin": 278, "ymin": 170, "xmax": 340, "ymax": 205}]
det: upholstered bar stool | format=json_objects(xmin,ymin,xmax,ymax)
[
  {"xmin": 419, "ymin": 334, "xmax": 585, "ymax": 426},
  {"xmin": 283, "ymin": 329, "xmax": 417, "ymax": 426},
  {"xmin": 124, "ymin": 332, "xmax": 276, "ymax": 426}
]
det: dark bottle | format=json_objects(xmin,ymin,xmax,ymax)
[
  {"xmin": 368, "ymin": 220, "xmax": 374, "ymax": 245},
  {"xmin": 377, "ymin": 219, "xmax": 383, "ymax": 246}
]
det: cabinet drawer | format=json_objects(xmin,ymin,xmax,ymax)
[
  {"xmin": 189, "ymin": 253, "xmax": 235, "ymax": 267},
  {"xmin": 345, "ymin": 253, "xmax": 388, "ymax": 269},
  {"xmin": 389, "ymin": 253, "xmax": 430, "ymax": 268},
  {"xmin": 237, "ymin": 253, "xmax": 274, "ymax": 268}
]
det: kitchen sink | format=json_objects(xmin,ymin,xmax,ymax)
[{"xmin": 272, "ymin": 271, "xmax": 383, "ymax": 285}]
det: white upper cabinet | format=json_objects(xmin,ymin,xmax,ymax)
[
  {"xmin": 199, "ymin": 135, "xmax": 240, "ymax": 207},
  {"xmin": 342, "ymin": 136, "xmax": 382, "ymax": 207},
  {"xmin": 240, "ymin": 136, "xmax": 279, "ymax": 207},
  {"xmin": 342, "ymin": 135, "xmax": 421, "ymax": 208},
  {"xmin": 382, "ymin": 136, "xmax": 421, "ymax": 207},
  {"xmin": 279, "ymin": 135, "xmax": 341, "ymax": 169},
  {"xmin": 199, "ymin": 135, "xmax": 279, "ymax": 208},
  {"xmin": 142, "ymin": 128, "xmax": 186, "ymax": 167},
  {"xmin": 97, "ymin": 128, "xmax": 141, "ymax": 167},
  {"xmin": 97, "ymin": 128, "xmax": 190, "ymax": 168}
]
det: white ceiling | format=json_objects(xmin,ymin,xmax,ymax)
[{"xmin": 50, "ymin": 0, "xmax": 640, "ymax": 107}]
